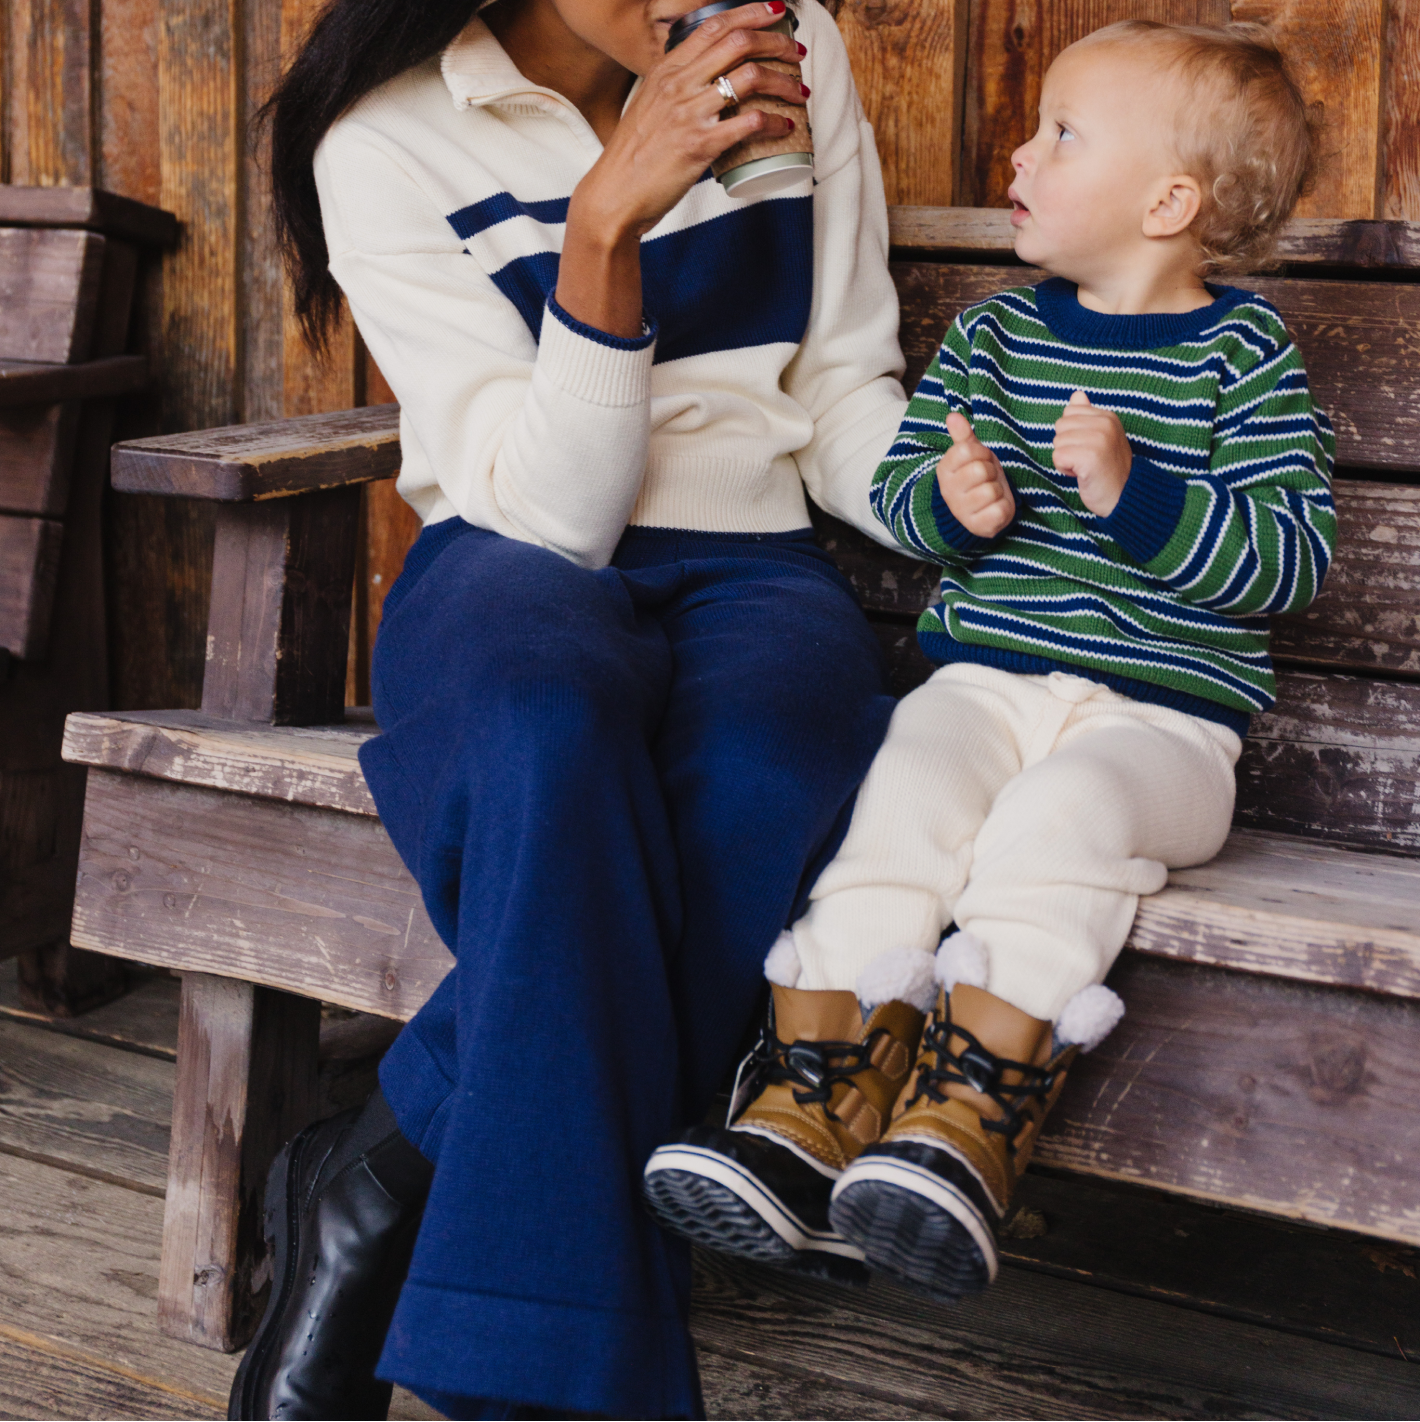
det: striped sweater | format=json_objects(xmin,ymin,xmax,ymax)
[{"xmin": 871, "ymin": 278, "xmax": 1337, "ymax": 731}]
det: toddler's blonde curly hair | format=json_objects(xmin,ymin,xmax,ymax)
[{"xmin": 1078, "ymin": 20, "xmax": 1321, "ymax": 277}]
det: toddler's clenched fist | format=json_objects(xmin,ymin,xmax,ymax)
[
  {"xmin": 937, "ymin": 411, "xmax": 1016, "ymax": 539},
  {"xmin": 1052, "ymin": 390, "xmax": 1133, "ymax": 516}
]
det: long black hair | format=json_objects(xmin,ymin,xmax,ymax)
[{"xmin": 264, "ymin": 0, "xmax": 481, "ymax": 351}]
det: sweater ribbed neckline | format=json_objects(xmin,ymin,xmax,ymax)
[{"xmin": 1033, "ymin": 276, "xmax": 1252, "ymax": 350}]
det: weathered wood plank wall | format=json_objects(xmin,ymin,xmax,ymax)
[{"xmin": 0, "ymin": 0, "xmax": 1413, "ymax": 709}]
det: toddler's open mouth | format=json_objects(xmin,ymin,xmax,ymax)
[{"xmin": 1008, "ymin": 190, "xmax": 1030, "ymax": 226}]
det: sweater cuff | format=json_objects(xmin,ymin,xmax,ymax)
[
  {"xmin": 1099, "ymin": 456, "xmax": 1186, "ymax": 564},
  {"xmin": 930, "ymin": 479, "xmax": 1003, "ymax": 555},
  {"xmin": 538, "ymin": 295, "xmax": 657, "ymax": 407}
]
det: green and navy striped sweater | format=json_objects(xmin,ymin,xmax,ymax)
[{"xmin": 871, "ymin": 278, "xmax": 1337, "ymax": 733}]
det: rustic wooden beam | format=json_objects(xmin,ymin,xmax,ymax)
[
  {"xmin": 110, "ymin": 404, "xmax": 402, "ymax": 501},
  {"xmin": 158, "ymin": 972, "xmax": 320, "ymax": 1350},
  {"xmin": 0, "ymin": 356, "xmax": 148, "ymax": 408},
  {"xmin": 0, "ymin": 515, "xmax": 64, "ymax": 658},
  {"xmin": 0, "ymin": 186, "xmax": 177, "ymax": 248},
  {"xmin": 0, "ymin": 228, "xmax": 105, "ymax": 363},
  {"xmin": 201, "ymin": 486, "xmax": 362, "ymax": 725},
  {"xmin": 886, "ymin": 207, "xmax": 1420, "ymax": 269}
]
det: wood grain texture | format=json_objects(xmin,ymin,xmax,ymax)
[
  {"xmin": 0, "ymin": 401, "xmax": 80, "ymax": 517},
  {"xmin": 0, "ymin": 1152, "xmax": 438, "ymax": 1420},
  {"xmin": 1040, "ymin": 955, "xmax": 1420, "ymax": 1244},
  {"xmin": 890, "ymin": 261, "xmax": 1420, "ymax": 472},
  {"xmin": 1006, "ymin": 1169, "xmax": 1420, "ymax": 1361},
  {"xmin": 1385, "ymin": 0, "xmax": 1420, "ymax": 222},
  {"xmin": 0, "ymin": 514, "xmax": 63, "ymax": 658},
  {"xmin": 0, "ymin": 1014, "xmax": 172, "ymax": 1193},
  {"xmin": 111, "ymin": 404, "xmax": 403, "ymax": 500},
  {"xmin": 0, "ymin": 227, "xmax": 104, "ymax": 363},
  {"xmin": 1239, "ymin": 672, "xmax": 1420, "ymax": 850},
  {"xmin": 887, "ymin": 206, "xmax": 1420, "ymax": 268},
  {"xmin": 157, "ymin": 0, "xmax": 240, "ymax": 433},
  {"xmin": 1131, "ymin": 828, "xmax": 1420, "ymax": 998},
  {"xmin": 5, "ymin": 0, "xmax": 96, "ymax": 187},
  {"xmin": 200, "ymin": 488, "xmax": 361, "ymax": 725},
  {"xmin": 159, "ymin": 973, "xmax": 321, "ymax": 1350},
  {"xmin": 0, "ymin": 353, "xmax": 147, "ymax": 407},
  {"xmin": 71, "ymin": 769, "xmax": 452, "ymax": 1020},
  {"xmin": 0, "ymin": 958, "xmax": 178, "ymax": 1058},
  {"xmin": 1235, "ymin": 0, "xmax": 1386, "ymax": 221},
  {"xmin": 960, "ymin": 1, "xmax": 1383, "ymax": 220},
  {"xmin": 959, "ymin": 0, "xmax": 1231, "ymax": 210},
  {"xmin": 691, "ymin": 1248, "xmax": 1420, "ymax": 1420},
  {"xmin": 63, "ymin": 709, "xmax": 380, "ymax": 815},
  {"xmin": 15, "ymin": 942, "xmax": 128, "ymax": 1018},
  {"xmin": 0, "ymin": 1333, "xmax": 217, "ymax": 1421},
  {"xmin": 0, "ymin": 186, "xmax": 175, "ymax": 247},
  {"xmin": 833, "ymin": 0, "xmax": 967, "ymax": 206}
]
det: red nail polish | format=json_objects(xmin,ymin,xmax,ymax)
[
  {"xmin": 766, "ymin": 1, "xmax": 786, "ymax": 12},
  {"xmin": 795, "ymin": 40, "xmax": 807, "ymax": 55},
  {"xmin": 800, "ymin": 83, "xmax": 810, "ymax": 96},
  {"xmin": 786, "ymin": 118, "xmax": 795, "ymax": 130}
]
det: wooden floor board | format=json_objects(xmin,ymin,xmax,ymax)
[
  {"xmin": 0, "ymin": 1333, "xmax": 216, "ymax": 1421},
  {"xmin": 692, "ymin": 1251, "xmax": 1420, "ymax": 1420},
  {"xmin": 0, "ymin": 1014, "xmax": 172, "ymax": 1192},
  {"xmin": 0, "ymin": 958, "xmax": 179, "ymax": 1060},
  {"xmin": 0, "ymin": 1152, "xmax": 435, "ymax": 1419}
]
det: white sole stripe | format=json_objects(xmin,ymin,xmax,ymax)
[
  {"xmin": 644, "ymin": 1146, "xmax": 865, "ymax": 1260},
  {"xmin": 832, "ymin": 1157, "xmax": 1000, "ymax": 1283}
]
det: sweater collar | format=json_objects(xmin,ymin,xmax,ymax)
[
  {"xmin": 441, "ymin": 16, "xmax": 643, "ymax": 125},
  {"xmin": 1033, "ymin": 276, "xmax": 1252, "ymax": 350}
]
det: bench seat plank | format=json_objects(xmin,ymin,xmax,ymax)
[{"xmin": 66, "ymin": 714, "xmax": 1420, "ymax": 1002}]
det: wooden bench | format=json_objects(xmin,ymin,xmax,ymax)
[
  {"xmin": 0, "ymin": 185, "xmax": 175, "ymax": 1016},
  {"xmin": 63, "ymin": 208, "xmax": 1420, "ymax": 1354}
]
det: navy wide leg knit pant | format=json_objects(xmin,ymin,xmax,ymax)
[{"xmin": 360, "ymin": 519, "xmax": 894, "ymax": 1419}]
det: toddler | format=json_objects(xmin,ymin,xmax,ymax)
[{"xmin": 644, "ymin": 20, "xmax": 1335, "ymax": 1296}]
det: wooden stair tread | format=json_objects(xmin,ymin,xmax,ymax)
[{"xmin": 0, "ymin": 354, "xmax": 147, "ymax": 407}]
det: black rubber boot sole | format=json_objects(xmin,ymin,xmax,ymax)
[
  {"xmin": 643, "ymin": 1152, "xmax": 870, "ymax": 1286},
  {"xmin": 829, "ymin": 1156, "xmax": 998, "ymax": 1302}
]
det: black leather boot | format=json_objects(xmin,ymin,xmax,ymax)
[{"xmin": 228, "ymin": 1090, "xmax": 433, "ymax": 1420}]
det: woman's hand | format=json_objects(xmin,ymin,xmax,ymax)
[{"xmin": 556, "ymin": 1, "xmax": 807, "ymax": 337}]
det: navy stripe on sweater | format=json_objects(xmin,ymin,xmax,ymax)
[{"xmin": 454, "ymin": 194, "xmax": 814, "ymax": 364}]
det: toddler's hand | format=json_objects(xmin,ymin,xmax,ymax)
[
  {"xmin": 937, "ymin": 411, "xmax": 1015, "ymax": 539},
  {"xmin": 1053, "ymin": 391, "xmax": 1132, "ymax": 516}
]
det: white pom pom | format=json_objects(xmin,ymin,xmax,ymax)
[
  {"xmin": 764, "ymin": 932, "xmax": 801, "ymax": 988},
  {"xmin": 1056, "ymin": 983, "xmax": 1125, "ymax": 1053},
  {"xmin": 934, "ymin": 931, "xmax": 989, "ymax": 992},
  {"xmin": 856, "ymin": 946, "xmax": 939, "ymax": 1013}
]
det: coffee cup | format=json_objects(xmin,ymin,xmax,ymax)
[{"xmin": 666, "ymin": 0, "xmax": 814, "ymax": 200}]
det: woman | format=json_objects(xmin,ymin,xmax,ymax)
[{"xmin": 233, "ymin": 0, "xmax": 906, "ymax": 1415}]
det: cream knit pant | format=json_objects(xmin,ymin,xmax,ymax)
[{"xmin": 791, "ymin": 663, "xmax": 1242, "ymax": 1022}]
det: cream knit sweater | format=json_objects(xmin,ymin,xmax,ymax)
[{"xmin": 313, "ymin": 2, "xmax": 908, "ymax": 568}]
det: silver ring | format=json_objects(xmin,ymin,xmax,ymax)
[{"xmin": 715, "ymin": 74, "xmax": 739, "ymax": 107}]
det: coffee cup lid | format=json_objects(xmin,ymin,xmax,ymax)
[{"xmin": 666, "ymin": 0, "xmax": 795, "ymax": 52}]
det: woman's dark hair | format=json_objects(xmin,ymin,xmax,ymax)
[{"xmin": 264, "ymin": 0, "xmax": 481, "ymax": 351}]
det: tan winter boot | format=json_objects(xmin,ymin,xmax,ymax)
[
  {"xmin": 829, "ymin": 932, "xmax": 1122, "ymax": 1301},
  {"xmin": 643, "ymin": 953, "xmax": 928, "ymax": 1282}
]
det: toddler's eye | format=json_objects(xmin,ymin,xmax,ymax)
[{"xmin": 1057, "ymin": 124, "xmax": 1075, "ymax": 143}]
